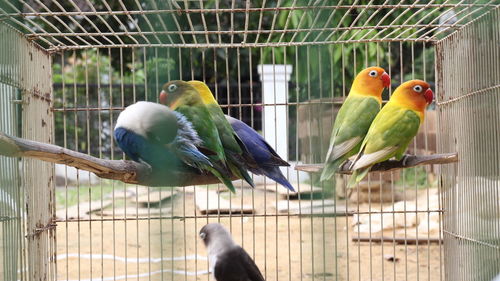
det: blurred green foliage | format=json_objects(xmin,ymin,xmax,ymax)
[
  {"xmin": 396, "ymin": 166, "xmax": 436, "ymax": 188},
  {"xmin": 55, "ymin": 182, "xmax": 116, "ymax": 208},
  {"xmin": 52, "ymin": 50, "xmax": 176, "ymax": 155},
  {"xmin": 46, "ymin": 0, "xmax": 445, "ymax": 158},
  {"xmin": 47, "ymin": 0, "xmax": 440, "ymax": 90}
]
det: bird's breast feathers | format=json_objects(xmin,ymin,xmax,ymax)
[
  {"xmin": 388, "ymin": 98, "xmax": 425, "ymax": 123},
  {"xmin": 209, "ymin": 254, "xmax": 217, "ymax": 277},
  {"xmin": 350, "ymin": 88, "xmax": 383, "ymax": 104}
]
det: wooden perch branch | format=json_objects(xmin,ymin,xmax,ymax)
[
  {"xmin": 0, "ymin": 132, "xmax": 233, "ymax": 187},
  {"xmin": 295, "ymin": 153, "xmax": 458, "ymax": 174}
]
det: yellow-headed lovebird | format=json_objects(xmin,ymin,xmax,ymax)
[
  {"xmin": 320, "ymin": 67, "xmax": 391, "ymax": 182},
  {"xmin": 159, "ymin": 81, "xmax": 236, "ymax": 193},
  {"xmin": 348, "ymin": 80, "xmax": 434, "ymax": 186},
  {"xmin": 114, "ymin": 101, "xmax": 213, "ymax": 181},
  {"xmin": 187, "ymin": 80, "xmax": 255, "ymax": 188}
]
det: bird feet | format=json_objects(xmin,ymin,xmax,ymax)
[
  {"xmin": 138, "ymin": 159, "xmax": 153, "ymax": 171},
  {"xmin": 401, "ymin": 155, "xmax": 410, "ymax": 166}
]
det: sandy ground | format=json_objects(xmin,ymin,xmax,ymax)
[{"xmin": 55, "ymin": 187, "xmax": 443, "ymax": 281}]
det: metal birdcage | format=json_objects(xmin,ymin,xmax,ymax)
[{"xmin": 0, "ymin": 1, "xmax": 498, "ymax": 281}]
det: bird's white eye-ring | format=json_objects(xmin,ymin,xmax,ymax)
[
  {"xmin": 168, "ymin": 84, "xmax": 178, "ymax": 93},
  {"xmin": 199, "ymin": 232, "xmax": 206, "ymax": 239},
  {"xmin": 368, "ymin": 70, "xmax": 378, "ymax": 77},
  {"xmin": 413, "ymin": 85, "xmax": 423, "ymax": 93}
]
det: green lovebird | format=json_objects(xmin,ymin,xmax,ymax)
[
  {"xmin": 187, "ymin": 80, "xmax": 255, "ymax": 188},
  {"xmin": 159, "ymin": 80, "xmax": 236, "ymax": 193},
  {"xmin": 320, "ymin": 67, "xmax": 391, "ymax": 183},
  {"xmin": 348, "ymin": 80, "xmax": 433, "ymax": 187}
]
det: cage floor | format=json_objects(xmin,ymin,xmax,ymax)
[{"xmin": 55, "ymin": 188, "xmax": 442, "ymax": 281}]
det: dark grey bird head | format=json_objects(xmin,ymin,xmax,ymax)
[
  {"xmin": 199, "ymin": 223, "xmax": 235, "ymax": 253},
  {"xmin": 199, "ymin": 223, "xmax": 265, "ymax": 281}
]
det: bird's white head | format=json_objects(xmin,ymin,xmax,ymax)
[{"xmin": 115, "ymin": 101, "xmax": 172, "ymax": 138}]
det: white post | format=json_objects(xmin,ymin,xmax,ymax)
[
  {"xmin": 255, "ymin": 64, "xmax": 310, "ymax": 187},
  {"xmin": 257, "ymin": 64, "xmax": 292, "ymax": 163}
]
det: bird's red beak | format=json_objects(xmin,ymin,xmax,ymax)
[
  {"xmin": 424, "ymin": 88, "xmax": 433, "ymax": 104},
  {"xmin": 381, "ymin": 72, "xmax": 391, "ymax": 88},
  {"xmin": 159, "ymin": 90, "xmax": 167, "ymax": 105}
]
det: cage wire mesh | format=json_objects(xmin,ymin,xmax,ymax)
[
  {"xmin": 0, "ymin": 22, "xmax": 55, "ymax": 281},
  {"xmin": 0, "ymin": 1, "xmax": 499, "ymax": 281},
  {"xmin": 436, "ymin": 7, "xmax": 500, "ymax": 281},
  {"xmin": 0, "ymin": 48, "xmax": 23, "ymax": 281}
]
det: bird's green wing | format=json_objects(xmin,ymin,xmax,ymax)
[
  {"xmin": 352, "ymin": 104, "xmax": 421, "ymax": 170},
  {"xmin": 332, "ymin": 95, "xmax": 381, "ymax": 146},
  {"xmin": 176, "ymin": 105, "xmax": 226, "ymax": 162},
  {"xmin": 206, "ymin": 105, "xmax": 256, "ymax": 187},
  {"xmin": 206, "ymin": 104, "xmax": 243, "ymax": 154},
  {"xmin": 321, "ymin": 95, "xmax": 380, "ymax": 181},
  {"xmin": 327, "ymin": 95, "xmax": 380, "ymax": 160},
  {"xmin": 177, "ymin": 105, "xmax": 238, "ymax": 192}
]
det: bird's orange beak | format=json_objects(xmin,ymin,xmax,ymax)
[
  {"xmin": 159, "ymin": 90, "xmax": 167, "ymax": 105},
  {"xmin": 424, "ymin": 88, "xmax": 434, "ymax": 104},
  {"xmin": 381, "ymin": 72, "xmax": 391, "ymax": 88},
  {"xmin": 160, "ymin": 90, "xmax": 182, "ymax": 109}
]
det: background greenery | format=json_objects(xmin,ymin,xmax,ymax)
[{"xmin": 34, "ymin": 0, "xmax": 444, "ymax": 160}]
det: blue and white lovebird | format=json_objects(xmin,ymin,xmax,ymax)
[
  {"xmin": 114, "ymin": 101, "xmax": 212, "ymax": 173},
  {"xmin": 226, "ymin": 116, "xmax": 295, "ymax": 191}
]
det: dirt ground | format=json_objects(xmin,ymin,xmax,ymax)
[{"xmin": 56, "ymin": 187, "xmax": 443, "ymax": 281}]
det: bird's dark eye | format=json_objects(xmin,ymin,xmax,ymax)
[
  {"xmin": 368, "ymin": 70, "xmax": 378, "ymax": 77},
  {"xmin": 199, "ymin": 232, "xmax": 206, "ymax": 239},
  {"xmin": 413, "ymin": 85, "xmax": 423, "ymax": 93},
  {"xmin": 168, "ymin": 84, "xmax": 178, "ymax": 93}
]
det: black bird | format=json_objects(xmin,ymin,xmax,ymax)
[{"xmin": 199, "ymin": 223, "xmax": 265, "ymax": 281}]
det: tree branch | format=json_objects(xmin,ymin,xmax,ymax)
[
  {"xmin": 0, "ymin": 132, "xmax": 234, "ymax": 187},
  {"xmin": 295, "ymin": 153, "xmax": 458, "ymax": 174}
]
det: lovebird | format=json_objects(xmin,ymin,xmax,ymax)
[
  {"xmin": 320, "ymin": 66, "xmax": 391, "ymax": 182},
  {"xmin": 348, "ymin": 80, "xmax": 434, "ymax": 186},
  {"xmin": 159, "ymin": 80, "xmax": 237, "ymax": 192},
  {"xmin": 114, "ymin": 101, "xmax": 212, "ymax": 172},
  {"xmin": 199, "ymin": 223, "xmax": 265, "ymax": 281},
  {"xmin": 187, "ymin": 80, "xmax": 255, "ymax": 188},
  {"xmin": 225, "ymin": 115, "xmax": 295, "ymax": 191}
]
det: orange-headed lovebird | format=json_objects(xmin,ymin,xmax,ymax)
[
  {"xmin": 348, "ymin": 80, "xmax": 434, "ymax": 186},
  {"xmin": 320, "ymin": 67, "xmax": 391, "ymax": 182}
]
